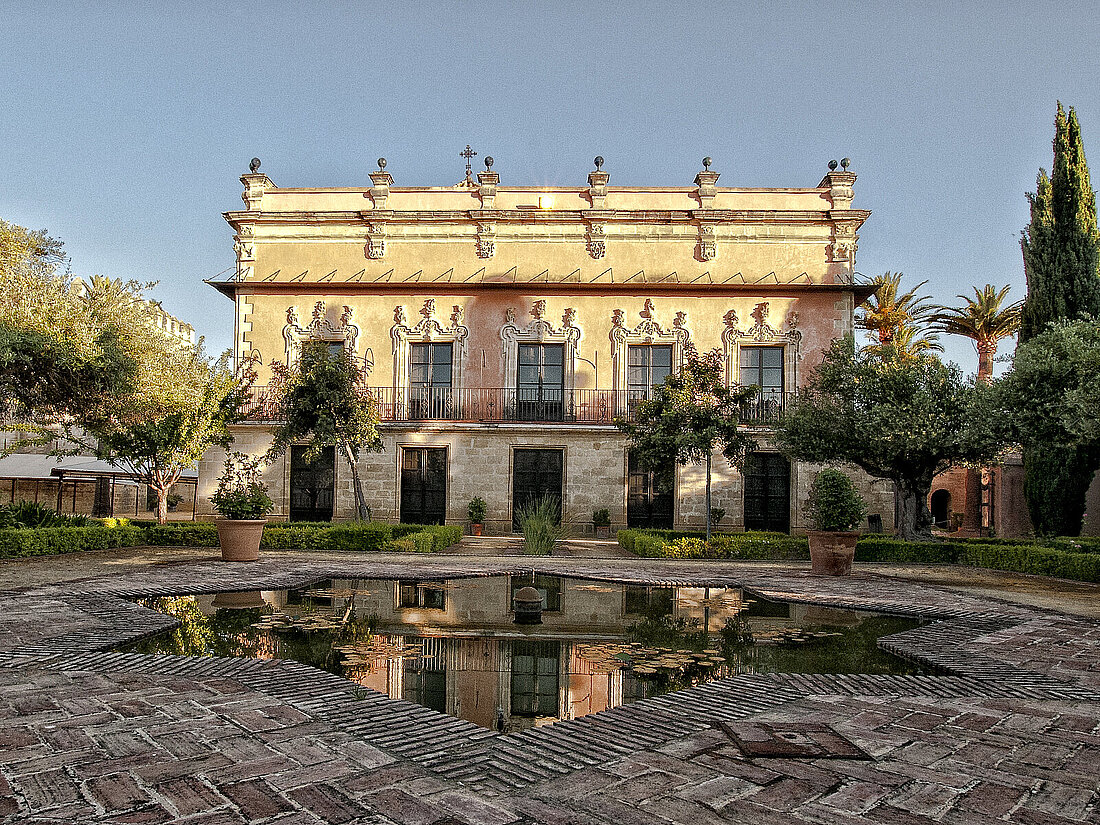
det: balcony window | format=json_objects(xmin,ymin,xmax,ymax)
[
  {"xmin": 739, "ymin": 346, "xmax": 785, "ymax": 422},
  {"xmin": 627, "ymin": 345, "xmax": 673, "ymax": 403},
  {"xmin": 516, "ymin": 343, "xmax": 564, "ymax": 421},
  {"xmin": 410, "ymin": 343, "xmax": 453, "ymax": 419}
]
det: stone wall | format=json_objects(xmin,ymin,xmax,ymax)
[{"xmin": 202, "ymin": 424, "xmax": 896, "ymax": 535}]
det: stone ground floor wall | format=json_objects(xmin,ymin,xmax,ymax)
[{"xmin": 198, "ymin": 424, "xmax": 896, "ymax": 536}]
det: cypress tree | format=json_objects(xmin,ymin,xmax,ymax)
[
  {"xmin": 1020, "ymin": 103, "xmax": 1100, "ymax": 341},
  {"xmin": 1018, "ymin": 103, "xmax": 1100, "ymax": 535}
]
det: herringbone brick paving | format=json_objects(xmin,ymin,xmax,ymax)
[{"xmin": 0, "ymin": 552, "xmax": 1097, "ymax": 823}]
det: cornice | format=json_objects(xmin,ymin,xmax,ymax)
[{"xmin": 224, "ymin": 208, "xmax": 869, "ymax": 229}]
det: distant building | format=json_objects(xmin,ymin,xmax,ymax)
[{"xmin": 201, "ymin": 155, "xmax": 890, "ymax": 532}]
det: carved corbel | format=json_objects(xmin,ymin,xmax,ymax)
[
  {"xmin": 829, "ymin": 220, "xmax": 859, "ymax": 264},
  {"xmin": 697, "ymin": 223, "xmax": 717, "ymax": 261},
  {"xmin": 586, "ymin": 221, "xmax": 606, "ymax": 260},
  {"xmin": 476, "ymin": 223, "xmax": 496, "ymax": 259},
  {"xmin": 365, "ymin": 222, "xmax": 386, "ymax": 259}
]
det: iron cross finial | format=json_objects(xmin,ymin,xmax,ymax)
[{"xmin": 460, "ymin": 144, "xmax": 477, "ymax": 177}]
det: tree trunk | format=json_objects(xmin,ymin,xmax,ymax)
[
  {"xmin": 156, "ymin": 486, "xmax": 169, "ymax": 524},
  {"xmin": 342, "ymin": 445, "xmax": 370, "ymax": 521},
  {"xmin": 705, "ymin": 451, "xmax": 712, "ymax": 543},
  {"xmin": 895, "ymin": 476, "xmax": 935, "ymax": 542},
  {"xmin": 976, "ymin": 339, "xmax": 997, "ymax": 384}
]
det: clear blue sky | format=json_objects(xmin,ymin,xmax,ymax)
[{"xmin": 3, "ymin": 1, "xmax": 1099, "ymax": 376}]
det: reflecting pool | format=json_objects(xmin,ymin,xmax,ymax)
[{"xmin": 122, "ymin": 575, "xmax": 926, "ymax": 731}]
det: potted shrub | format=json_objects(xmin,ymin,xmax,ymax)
[
  {"xmin": 166, "ymin": 493, "xmax": 185, "ymax": 513},
  {"xmin": 210, "ymin": 452, "xmax": 274, "ymax": 561},
  {"xmin": 468, "ymin": 496, "xmax": 487, "ymax": 536},
  {"xmin": 709, "ymin": 507, "xmax": 726, "ymax": 531},
  {"xmin": 805, "ymin": 468, "xmax": 865, "ymax": 576},
  {"xmin": 593, "ymin": 508, "xmax": 612, "ymax": 538}
]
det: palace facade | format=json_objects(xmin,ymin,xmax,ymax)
[{"xmin": 198, "ymin": 156, "xmax": 894, "ymax": 533}]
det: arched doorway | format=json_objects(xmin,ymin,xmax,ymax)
[{"xmin": 930, "ymin": 489, "xmax": 951, "ymax": 529}]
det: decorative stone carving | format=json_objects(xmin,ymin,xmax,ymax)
[
  {"xmin": 501, "ymin": 300, "xmax": 581, "ymax": 390},
  {"xmin": 586, "ymin": 222, "xmax": 606, "ymax": 259},
  {"xmin": 282, "ymin": 301, "xmax": 361, "ymax": 364},
  {"xmin": 366, "ymin": 223, "xmax": 386, "ymax": 259},
  {"xmin": 476, "ymin": 223, "xmax": 496, "ymax": 258},
  {"xmin": 698, "ymin": 223, "xmax": 717, "ymax": 261},
  {"xmin": 609, "ymin": 301, "xmax": 691, "ymax": 395},
  {"xmin": 240, "ymin": 171, "xmax": 272, "ymax": 211},
  {"xmin": 829, "ymin": 220, "xmax": 859, "ymax": 265},
  {"xmin": 722, "ymin": 301, "xmax": 803, "ymax": 388},
  {"xmin": 390, "ymin": 298, "xmax": 471, "ymax": 398},
  {"xmin": 369, "ymin": 160, "xmax": 393, "ymax": 209}
]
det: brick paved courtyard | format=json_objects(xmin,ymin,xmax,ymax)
[{"xmin": 0, "ymin": 551, "xmax": 1097, "ymax": 824}]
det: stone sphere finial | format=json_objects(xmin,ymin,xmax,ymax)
[
  {"xmin": 702, "ymin": 156, "xmax": 712, "ymax": 170},
  {"xmin": 484, "ymin": 156, "xmax": 494, "ymax": 169},
  {"xmin": 828, "ymin": 159, "xmax": 838, "ymax": 171},
  {"xmin": 249, "ymin": 157, "xmax": 261, "ymax": 173},
  {"xmin": 841, "ymin": 157, "xmax": 851, "ymax": 170},
  {"xmin": 377, "ymin": 157, "xmax": 387, "ymax": 170},
  {"xmin": 594, "ymin": 156, "xmax": 604, "ymax": 171}
]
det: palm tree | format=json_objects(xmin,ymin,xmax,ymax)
[
  {"xmin": 931, "ymin": 284, "xmax": 1022, "ymax": 383},
  {"xmin": 857, "ymin": 272, "xmax": 938, "ymax": 346},
  {"xmin": 868, "ymin": 323, "xmax": 944, "ymax": 360}
]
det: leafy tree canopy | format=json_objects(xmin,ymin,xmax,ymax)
[
  {"xmin": 775, "ymin": 336, "xmax": 1001, "ymax": 541},
  {"xmin": 998, "ymin": 319, "xmax": 1100, "ymax": 536},
  {"xmin": 267, "ymin": 341, "xmax": 383, "ymax": 520},
  {"xmin": 617, "ymin": 347, "xmax": 757, "ymax": 540}
]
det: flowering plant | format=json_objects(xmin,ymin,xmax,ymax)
[{"xmin": 210, "ymin": 452, "xmax": 273, "ymax": 519}]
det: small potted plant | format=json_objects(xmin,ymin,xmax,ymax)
[
  {"xmin": 709, "ymin": 507, "xmax": 726, "ymax": 531},
  {"xmin": 166, "ymin": 493, "xmax": 185, "ymax": 513},
  {"xmin": 593, "ymin": 508, "xmax": 612, "ymax": 538},
  {"xmin": 468, "ymin": 496, "xmax": 488, "ymax": 536},
  {"xmin": 210, "ymin": 452, "xmax": 274, "ymax": 561},
  {"xmin": 805, "ymin": 468, "xmax": 865, "ymax": 576}
]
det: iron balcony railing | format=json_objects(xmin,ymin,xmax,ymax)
[{"xmin": 241, "ymin": 386, "xmax": 794, "ymax": 426}]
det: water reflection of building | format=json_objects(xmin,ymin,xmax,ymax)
[{"xmin": 266, "ymin": 575, "xmax": 754, "ymax": 731}]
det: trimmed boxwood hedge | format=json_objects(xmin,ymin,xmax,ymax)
[
  {"xmin": 0, "ymin": 526, "xmax": 145, "ymax": 557},
  {"xmin": 0, "ymin": 520, "xmax": 465, "ymax": 559},
  {"xmin": 617, "ymin": 528, "xmax": 1100, "ymax": 583}
]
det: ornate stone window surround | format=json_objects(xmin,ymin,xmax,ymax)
[
  {"xmin": 500, "ymin": 301, "xmax": 582, "ymax": 392},
  {"xmin": 391, "ymin": 299, "xmax": 470, "ymax": 396},
  {"xmin": 609, "ymin": 300, "xmax": 691, "ymax": 395},
  {"xmin": 721, "ymin": 302, "xmax": 803, "ymax": 393},
  {"xmin": 282, "ymin": 301, "xmax": 361, "ymax": 365}
]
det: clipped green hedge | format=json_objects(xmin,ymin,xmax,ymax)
[
  {"xmin": 0, "ymin": 520, "xmax": 464, "ymax": 559},
  {"xmin": 143, "ymin": 523, "xmax": 219, "ymax": 547},
  {"xmin": 617, "ymin": 528, "xmax": 1100, "ymax": 582},
  {"xmin": 0, "ymin": 526, "xmax": 145, "ymax": 558}
]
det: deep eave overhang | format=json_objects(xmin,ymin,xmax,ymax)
[{"xmin": 207, "ymin": 278, "xmax": 877, "ymax": 302}]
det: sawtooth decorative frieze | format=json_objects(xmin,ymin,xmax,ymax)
[
  {"xmin": 500, "ymin": 301, "xmax": 581, "ymax": 390},
  {"xmin": 722, "ymin": 301, "xmax": 803, "ymax": 390},
  {"xmin": 609, "ymin": 299, "xmax": 691, "ymax": 394}
]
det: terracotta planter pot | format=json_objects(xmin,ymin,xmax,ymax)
[
  {"xmin": 471, "ymin": 523, "xmax": 483, "ymax": 536},
  {"xmin": 595, "ymin": 525, "xmax": 611, "ymax": 538},
  {"xmin": 807, "ymin": 530, "xmax": 859, "ymax": 576},
  {"xmin": 211, "ymin": 590, "xmax": 266, "ymax": 609},
  {"xmin": 216, "ymin": 519, "xmax": 266, "ymax": 562}
]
